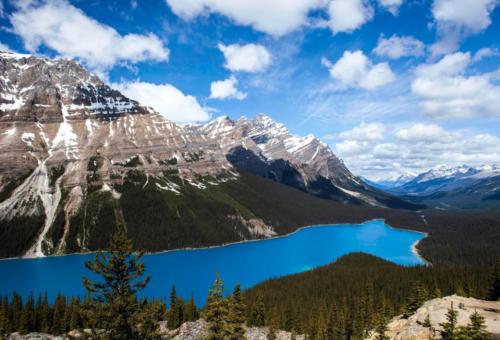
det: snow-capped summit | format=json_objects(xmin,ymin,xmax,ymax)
[
  {"xmin": 409, "ymin": 164, "xmax": 499, "ymax": 187},
  {"xmin": 369, "ymin": 171, "xmax": 417, "ymax": 189},
  {"xmin": 415, "ymin": 164, "xmax": 473, "ymax": 183},
  {"xmin": 391, "ymin": 164, "xmax": 500, "ymax": 209},
  {"xmin": 200, "ymin": 115, "xmax": 418, "ymax": 209},
  {"xmin": 0, "ymin": 53, "xmax": 420, "ymax": 259},
  {"xmin": 0, "ymin": 52, "xmax": 231, "ymax": 257}
]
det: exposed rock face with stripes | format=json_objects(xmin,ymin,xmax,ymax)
[
  {"xmin": 198, "ymin": 115, "xmax": 415, "ymax": 208},
  {"xmin": 0, "ymin": 52, "xmax": 417, "ymax": 258},
  {"xmin": 0, "ymin": 51, "xmax": 233, "ymax": 257}
]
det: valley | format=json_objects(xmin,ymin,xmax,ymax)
[{"xmin": 0, "ymin": 46, "xmax": 499, "ymax": 340}]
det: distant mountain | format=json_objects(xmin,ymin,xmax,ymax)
[
  {"xmin": 197, "ymin": 115, "xmax": 420, "ymax": 209},
  {"xmin": 365, "ymin": 172, "xmax": 417, "ymax": 190},
  {"xmin": 391, "ymin": 165, "xmax": 500, "ymax": 209},
  {"xmin": 0, "ymin": 51, "xmax": 420, "ymax": 258}
]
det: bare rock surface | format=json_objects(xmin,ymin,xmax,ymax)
[
  {"xmin": 367, "ymin": 295, "xmax": 500, "ymax": 340},
  {"xmin": 164, "ymin": 319, "xmax": 305, "ymax": 340}
]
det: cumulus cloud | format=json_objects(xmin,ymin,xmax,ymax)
[
  {"xmin": 335, "ymin": 140, "xmax": 373, "ymax": 156},
  {"xmin": 395, "ymin": 123, "xmax": 458, "ymax": 142},
  {"xmin": 209, "ymin": 75, "xmax": 247, "ymax": 100},
  {"xmin": 166, "ymin": 0, "xmax": 377, "ymax": 36},
  {"xmin": 165, "ymin": 0, "xmax": 323, "ymax": 37},
  {"xmin": 327, "ymin": 0, "xmax": 373, "ymax": 34},
  {"xmin": 378, "ymin": 0, "xmax": 404, "ymax": 15},
  {"xmin": 114, "ymin": 81, "xmax": 210, "ymax": 123},
  {"xmin": 10, "ymin": 0, "xmax": 169, "ymax": 71},
  {"xmin": 217, "ymin": 43, "xmax": 271, "ymax": 73},
  {"xmin": 431, "ymin": 0, "xmax": 500, "ymax": 56},
  {"xmin": 373, "ymin": 35, "xmax": 425, "ymax": 59},
  {"xmin": 411, "ymin": 51, "xmax": 500, "ymax": 118},
  {"xmin": 322, "ymin": 50, "xmax": 395, "ymax": 90},
  {"xmin": 472, "ymin": 47, "xmax": 500, "ymax": 62},
  {"xmin": 338, "ymin": 122, "xmax": 385, "ymax": 141},
  {"xmin": 333, "ymin": 122, "xmax": 500, "ymax": 179}
]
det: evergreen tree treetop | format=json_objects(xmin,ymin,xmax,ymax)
[{"xmin": 82, "ymin": 223, "xmax": 155, "ymax": 339}]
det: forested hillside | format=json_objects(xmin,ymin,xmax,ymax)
[{"xmin": 244, "ymin": 253, "xmax": 499, "ymax": 339}]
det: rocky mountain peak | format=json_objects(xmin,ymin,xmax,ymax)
[{"xmin": 0, "ymin": 51, "xmax": 147, "ymax": 123}]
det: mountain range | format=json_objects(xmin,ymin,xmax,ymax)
[
  {"xmin": 372, "ymin": 165, "xmax": 500, "ymax": 209},
  {"xmin": 0, "ymin": 51, "xmax": 420, "ymax": 259}
]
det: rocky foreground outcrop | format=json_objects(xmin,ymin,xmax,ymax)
[
  {"xmin": 367, "ymin": 295, "xmax": 500, "ymax": 340},
  {"xmin": 163, "ymin": 320, "xmax": 304, "ymax": 340},
  {"xmin": 8, "ymin": 320, "xmax": 304, "ymax": 339}
]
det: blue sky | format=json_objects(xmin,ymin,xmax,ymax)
[{"xmin": 1, "ymin": 0, "xmax": 499, "ymax": 179}]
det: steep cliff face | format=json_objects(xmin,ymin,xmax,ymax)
[
  {"xmin": 199, "ymin": 115, "xmax": 420, "ymax": 209},
  {"xmin": 0, "ymin": 51, "xmax": 235, "ymax": 258}
]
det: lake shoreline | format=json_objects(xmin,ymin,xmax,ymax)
[{"xmin": 0, "ymin": 219, "xmax": 429, "ymax": 265}]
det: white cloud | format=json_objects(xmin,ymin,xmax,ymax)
[
  {"xmin": 165, "ymin": 0, "xmax": 323, "ymax": 37},
  {"xmin": 472, "ymin": 47, "xmax": 500, "ymax": 62},
  {"xmin": 335, "ymin": 140, "xmax": 372, "ymax": 156},
  {"xmin": 395, "ymin": 123, "xmax": 457, "ymax": 142},
  {"xmin": 322, "ymin": 50, "xmax": 395, "ymax": 90},
  {"xmin": 209, "ymin": 75, "xmax": 247, "ymax": 100},
  {"xmin": 10, "ymin": 0, "xmax": 169, "ymax": 71},
  {"xmin": 333, "ymin": 122, "xmax": 500, "ymax": 179},
  {"xmin": 327, "ymin": 0, "xmax": 373, "ymax": 34},
  {"xmin": 166, "ymin": 0, "xmax": 379, "ymax": 36},
  {"xmin": 378, "ymin": 0, "xmax": 404, "ymax": 15},
  {"xmin": 217, "ymin": 43, "xmax": 271, "ymax": 73},
  {"xmin": 373, "ymin": 35, "xmax": 425, "ymax": 59},
  {"xmin": 412, "ymin": 52, "xmax": 500, "ymax": 118},
  {"xmin": 431, "ymin": 0, "xmax": 500, "ymax": 56},
  {"xmin": 114, "ymin": 81, "xmax": 210, "ymax": 123},
  {"xmin": 338, "ymin": 122, "xmax": 385, "ymax": 141}
]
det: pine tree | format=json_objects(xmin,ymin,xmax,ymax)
[
  {"xmin": 440, "ymin": 302, "xmax": 459, "ymax": 340},
  {"xmin": 250, "ymin": 294, "xmax": 265, "ymax": 327},
  {"xmin": 20, "ymin": 293, "xmax": 35, "ymax": 334},
  {"xmin": 374, "ymin": 317, "xmax": 390, "ymax": 340},
  {"xmin": 135, "ymin": 300, "xmax": 166, "ymax": 340},
  {"xmin": 11, "ymin": 293, "xmax": 22, "ymax": 331},
  {"xmin": 167, "ymin": 286, "xmax": 182, "ymax": 329},
  {"xmin": 203, "ymin": 274, "xmax": 229, "ymax": 340},
  {"xmin": 487, "ymin": 258, "xmax": 500, "ymax": 301},
  {"xmin": 0, "ymin": 296, "xmax": 10, "ymax": 335},
  {"xmin": 51, "ymin": 294, "xmax": 67, "ymax": 335},
  {"xmin": 34, "ymin": 294, "xmax": 42, "ymax": 331},
  {"xmin": 82, "ymin": 223, "xmax": 151, "ymax": 339},
  {"xmin": 403, "ymin": 281, "xmax": 429, "ymax": 318},
  {"xmin": 423, "ymin": 314, "xmax": 432, "ymax": 328},
  {"xmin": 69, "ymin": 298, "xmax": 82, "ymax": 331},
  {"xmin": 463, "ymin": 310, "xmax": 490, "ymax": 340},
  {"xmin": 226, "ymin": 284, "xmax": 246, "ymax": 339},
  {"xmin": 183, "ymin": 294, "xmax": 198, "ymax": 322},
  {"xmin": 39, "ymin": 293, "xmax": 51, "ymax": 333}
]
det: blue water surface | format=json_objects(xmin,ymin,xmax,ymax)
[{"xmin": 0, "ymin": 220, "xmax": 425, "ymax": 305}]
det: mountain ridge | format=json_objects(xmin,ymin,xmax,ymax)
[
  {"xmin": 0, "ymin": 52, "xmax": 420, "ymax": 258},
  {"xmin": 377, "ymin": 164, "xmax": 500, "ymax": 209}
]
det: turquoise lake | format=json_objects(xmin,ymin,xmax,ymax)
[{"xmin": 0, "ymin": 220, "xmax": 425, "ymax": 305}]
